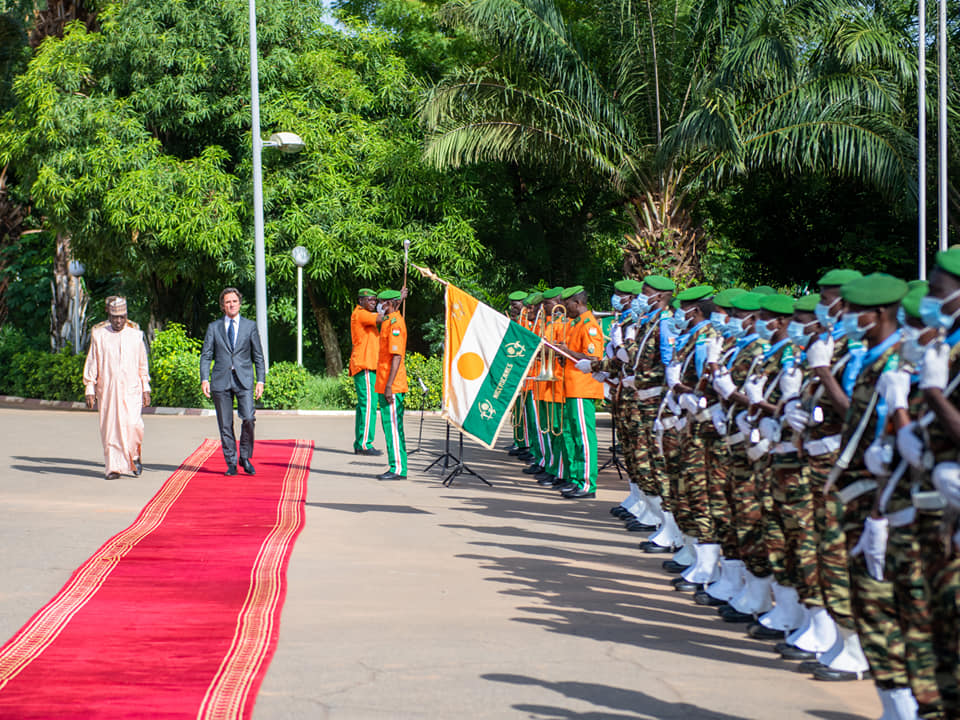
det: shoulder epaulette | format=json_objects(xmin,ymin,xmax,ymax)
[{"xmin": 93, "ymin": 320, "xmax": 109, "ymax": 329}]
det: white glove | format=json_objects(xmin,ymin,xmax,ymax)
[
  {"xmin": 850, "ymin": 516, "xmax": 888, "ymax": 581},
  {"xmin": 679, "ymin": 393, "xmax": 700, "ymax": 415},
  {"xmin": 616, "ymin": 347, "xmax": 630, "ymax": 363},
  {"xmin": 806, "ymin": 337, "xmax": 834, "ymax": 369},
  {"xmin": 919, "ymin": 343, "xmax": 950, "ymax": 390},
  {"xmin": 864, "ymin": 439, "xmax": 892, "ymax": 477},
  {"xmin": 592, "ymin": 371, "xmax": 610, "ymax": 383},
  {"xmin": 665, "ymin": 363, "xmax": 682, "ymax": 389},
  {"xmin": 705, "ymin": 336, "xmax": 723, "ymax": 364},
  {"xmin": 610, "ymin": 324, "xmax": 623, "ymax": 347},
  {"xmin": 713, "ymin": 371, "xmax": 736, "ymax": 399},
  {"xmin": 675, "ymin": 417, "xmax": 688, "ymax": 431},
  {"xmin": 574, "ymin": 358, "xmax": 593, "ymax": 373},
  {"xmin": 895, "ymin": 423, "xmax": 925, "ymax": 470},
  {"xmin": 778, "ymin": 367, "xmax": 803, "ymax": 400},
  {"xmin": 622, "ymin": 375, "xmax": 636, "ymax": 389},
  {"xmin": 735, "ymin": 410, "xmax": 752, "ymax": 436},
  {"xmin": 878, "ymin": 369, "xmax": 911, "ymax": 411},
  {"xmin": 666, "ymin": 392, "xmax": 681, "ymax": 416},
  {"xmin": 743, "ymin": 375, "xmax": 767, "ymax": 405},
  {"xmin": 604, "ymin": 342, "xmax": 615, "ymax": 359},
  {"xmin": 711, "ymin": 407, "xmax": 727, "ymax": 435},
  {"xmin": 783, "ymin": 399, "xmax": 810, "ymax": 433},
  {"xmin": 758, "ymin": 417, "xmax": 781, "ymax": 442},
  {"xmin": 932, "ymin": 462, "xmax": 960, "ymax": 509}
]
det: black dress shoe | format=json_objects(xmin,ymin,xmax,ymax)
[
  {"xmin": 672, "ymin": 580, "xmax": 700, "ymax": 592},
  {"xmin": 355, "ymin": 447, "xmax": 383, "ymax": 456},
  {"xmin": 557, "ymin": 483, "xmax": 578, "ymax": 494},
  {"xmin": 376, "ymin": 471, "xmax": 407, "ymax": 480},
  {"xmin": 508, "ymin": 447, "xmax": 525, "ymax": 456},
  {"xmin": 534, "ymin": 470, "xmax": 553, "ymax": 481},
  {"xmin": 625, "ymin": 521, "xmax": 658, "ymax": 532},
  {"xmin": 537, "ymin": 475, "xmax": 557, "ymax": 486},
  {"xmin": 642, "ymin": 543, "xmax": 677, "ymax": 554},
  {"xmin": 133, "ymin": 460, "xmax": 143, "ymax": 476},
  {"xmin": 562, "ymin": 488, "xmax": 596, "ymax": 499},
  {"xmin": 522, "ymin": 463, "xmax": 542, "ymax": 475},
  {"xmin": 798, "ymin": 660, "xmax": 826, "ymax": 673},
  {"xmin": 240, "ymin": 458, "xmax": 256, "ymax": 475},
  {"xmin": 224, "ymin": 465, "xmax": 238, "ymax": 476},
  {"xmin": 694, "ymin": 591, "xmax": 727, "ymax": 606},
  {"xmin": 610, "ymin": 506, "xmax": 628, "ymax": 517},
  {"xmin": 721, "ymin": 608, "xmax": 755, "ymax": 623},
  {"xmin": 517, "ymin": 451, "xmax": 534, "ymax": 462},
  {"xmin": 780, "ymin": 646, "xmax": 817, "ymax": 661},
  {"xmin": 105, "ymin": 472, "xmax": 121, "ymax": 480},
  {"xmin": 550, "ymin": 477, "xmax": 566, "ymax": 488},
  {"xmin": 747, "ymin": 623, "xmax": 786, "ymax": 640},
  {"xmin": 813, "ymin": 666, "xmax": 871, "ymax": 682},
  {"xmin": 663, "ymin": 560, "xmax": 690, "ymax": 574}
]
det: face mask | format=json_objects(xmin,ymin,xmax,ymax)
[
  {"xmin": 900, "ymin": 324, "xmax": 930, "ymax": 365},
  {"xmin": 919, "ymin": 287, "xmax": 960, "ymax": 330},
  {"xmin": 673, "ymin": 310, "xmax": 691, "ymax": 333},
  {"xmin": 632, "ymin": 294, "xmax": 652, "ymax": 315},
  {"xmin": 611, "ymin": 294, "xmax": 624, "ymax": 312},
  {"xmin": 841, "ymin": 312, "xmax": 874, "ymax": 341},
  {"xmin": 787, "ymin": 320, "xmax": 815, "ymax": 347},
  {"xmin": 710, "ymin": 311, "xmax": 728, "ymax": 334},
  {"xmin": 814, "ymin": 296, "xmax": 841, "ymax": 328},
  {"xmin": 727, "ymin": 317, "xmax": 747, "ymax": 339},
  {"xmin": 756, "ymin": 319, "xmax": 776, "ymax": 341},
  {"xmin": 376, "ymin": 302, "xmax": 385, "ymax": 315}
]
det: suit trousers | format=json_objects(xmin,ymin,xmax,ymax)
[{"xmin": 211, "ymin": 370, "xmax": 255, "ymax": 465}]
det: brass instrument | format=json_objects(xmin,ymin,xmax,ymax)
[
  {"xmin": 513, "ymin": 305, "xmax": 539, "ymax": 433},
  {"xmin": 536, "ymin": 304, "xmax": 567, "ymax": 436}
]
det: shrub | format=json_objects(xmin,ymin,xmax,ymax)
[
  {"xmin": 151, "ymin": 323, "xmax": 201, "ymax": 360},
  {"xmin": 261, "ymin": 361, "xmax": 309, "ymax": 409},
  {"xmin": 4, "ymin": 344, "xmax": 84, "ymax": 401},
  {"xmin": 405, "ymin": 353, "xmax": 442, "ymax": 410},
  {"xmin": 151, "ymin": 352, "xmax": 207, "ymax": 408},
  {"xmin": 336, "ymin": 368, "xmax": 358, "ymax": 409},
  {"xmin": 301, "ymin": 373, "xmax": 351, "ymax": 410}
]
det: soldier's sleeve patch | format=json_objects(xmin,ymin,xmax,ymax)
[
  {"xmin": 588, "ymin": 327, "xmax": 599, "ymax": 337},
  {"xmin": 390, "ymin": 317, "xmax": 397, "ymax": 325},
  {"xmin": 392, "ymin": 329, "xmax": 401, "ymax": 336},
  {"xmin": 587, "ymin": 343, "xmax": 596, "ymax": 354}
]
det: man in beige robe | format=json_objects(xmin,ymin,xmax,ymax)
[{"xmin": 83, "ymin": 296, "xmax": 151, "ymax": 479}]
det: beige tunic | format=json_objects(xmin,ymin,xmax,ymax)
[{"xmin": 83, "ymin": 323, "xmax": 151, "ymax": 475}]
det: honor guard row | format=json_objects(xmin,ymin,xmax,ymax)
[{"xmin": 503, "ymin": 250, "xmax": 960, "ymax": 720}]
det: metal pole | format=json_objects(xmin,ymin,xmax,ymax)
[
  {"xmin": 72, "ymin": 278, "xmax": 79, "ymax": 355},
  {"xmin": 938, "ymin": 0, "xmax": 948, "ymax": 252},
  {"xmin": 249, "ymin": 0, "xmax": 269, "ymax": 370},
  {"xmin": 919, "ymin": 0, "xmax": 927, "ymax": 278},
  {"xmin": 297, "ymin": 265, "xmax": 303, "ymax": 366}
]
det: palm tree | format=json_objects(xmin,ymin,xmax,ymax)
[{"xmin": 421, "ymin": 0, "xmax": 915, "ymax": 283}]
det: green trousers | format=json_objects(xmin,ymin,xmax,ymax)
[
  {"xmin": 353, "ymin": 370, "xmax": 377, "ymax": 451},
  {"xmin": 525, "ymin": 393, "xmax": 543, "ymax": 462},
  {"xmin": 377, "ymin": 392, "xmax": 407, "ymax": 476},
  {"xmin": 562, "ymin": 398, "xmax": 597, "ymax": 492}
]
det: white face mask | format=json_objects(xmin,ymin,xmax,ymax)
[
  {"xmin": 815, "ymin": 296, "xmax": 842, "ymax": 328},
  {"xmin": 900, "ymin": 324, "xmax": 931, "ymax": 366},
  {"xmin": 376, "ymin": 302, "xmax": 386, "ymax": 315}
]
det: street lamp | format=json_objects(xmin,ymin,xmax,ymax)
[
  {"xmin": 68, "ymin": 260, "xmax": 85, "ymax": 355},
  {"xmin": 249, "ymin": 0, "xmax": 305, "ymax": 371},
  {"xmin": 291, "ymin": 245, "xmax": 311, "ymax": 366}
]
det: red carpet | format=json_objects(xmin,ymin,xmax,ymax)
[{"xmin": 0, "ymin": 438, "xmax": 312, "ymax": 719}]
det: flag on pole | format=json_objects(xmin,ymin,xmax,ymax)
[{"xmin": 443, "ymin": 284, "xmax": 542, "ymax": 449}]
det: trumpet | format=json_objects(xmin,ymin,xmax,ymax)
[{"xmin": 536, "ymin": 304, "xmax": 567, "ymax": 436}]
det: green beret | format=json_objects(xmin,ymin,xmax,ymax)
[
  {"xmin": 818, "ymin": 268, "xmax": 863, "ymax": 287},
  {"xmin": 841, "ymin": 272, "xmax": 908, "ymax": 307},
  {"xmin": 561, "ymin": 285, "xmax": 585, "ymax": 300},
  {"xmin": 527, "ymin": 292, "xmax": 544, "ymax": 305},
  {"xmin": 794, "ymin": 293, "xmax": 820, "ymax": 312},
  {"xmin": 378, "ymin": 289, "xmax": 401, "ymax": 301},
  {"xmin": 760, "ymin": 293, "xmax": 795, "ymax": 315},
  {"xmin": 642, "ymin": 275, "xmax": 675, "ymax": 291},
  {"xmin": 713, "ymin": 288, "xmax": 747, "ymax": 309},
  {"xmin": 901, "ymin": 285, "xmax": 928, "ymax": 319},
  {"xmin": 358, "ymin": 288, "xmax": 376, "ymax": 297},
  {"xmin": 907, "ymin": 279, "xmax": 928, "ymax": 291},
  {"xmin": 614, "ymin": 279, "xmax": 640, "ymax": 294},
  {"xmin": 751, "ymin": 285, "xmax": 777, "ymax": 296},
  {"xmin": 731, "ymin": 292, "xmax": 764, "ymax": 312},
  {"xmin": 541, "ymin": 287, "xmax": 563, "ymax": 299},
  {"xmin": 508, "ymin": 290, "xmax": 528, "ymax": 301},
  {"xmin": 523, "ymin": 292, "xmax": 538, "ymax": 305},
  {"xmin": 677, "ymin": 284, "xmax": 715, "ymax": 302},
  {"xmin": 671, "ymin": 298, "xmax": 681, "ymax": 309},
  {"xmin": 935, "ymin": 247, "xmax": 960, "ymax": 278}
]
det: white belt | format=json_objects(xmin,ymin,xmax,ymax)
[
  {"xmin": 836, "ymin": 479, "xmax": 878, "ymax": 505},
  {"xmin": 805, "ymin": 434, "xmax": 842, "ymax": 457},
  {"xmin": 912, "ymin": 489, "xmax": 947, "ymax": 511},
  {"xmin": 772, "ymin": 441, "xmax": 798, "ymax": 455},
  {"xmin": 661, "ymin": 416, "xmax": 677, "ymax": 430},
  {"xmin": 886, "ymin": 506, "xmax": 917, "ymax": 528},
  {"xmin": 637, "ymin": 386, "xmax": 663, "ymax": 401},
  {"xmin": 695, "ymin": 403, "xmax": 722, "ymax": 423},
  {"xmin": 725, "ymin": 431, "xmax": 746, "ymax": 447}
]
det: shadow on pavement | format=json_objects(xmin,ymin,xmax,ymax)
[{"xmin": 305, "ymin": 502, "xmax": 431, "ymax": 514}]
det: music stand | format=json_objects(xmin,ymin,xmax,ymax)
[
  {"xmin": 442, "ymin": 431, "xmax": 492, "ymax": 487},
  {"xmin": 408, "ymin": 375, "xmax": 429, "ymax": 455},
  {"xmin": 599, "ymin": 417, "xmax": 626, "ymax": 480},
  {"xmin": 423, "ymin": 423, "xmax": 458, "ymax": 472}
]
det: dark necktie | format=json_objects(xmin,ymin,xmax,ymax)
[{"xmin": 229, "ymin": 319, "xmax": 236, "ymax": 351}]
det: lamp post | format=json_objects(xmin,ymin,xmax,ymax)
[
  {"xmin": 68, "ymin": 260, "xmax": 85, "ymax": 355},
  {"xmin": 248, "ymin": 0, "xmax": 305, "ymax": 371},
  {"xmin": 291, "ymin": 246, "xmax": 311, "ymax": 366}
]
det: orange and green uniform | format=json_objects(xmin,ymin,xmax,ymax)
[
  {"xmin": 375, "ymin": 312, "xmax": 408, "ymax": 475},
  {"xmin": 562, "ymin": 310, "xmax": 604, "ymax": 492},
  {"xmin": 349, "ymin": 305, "xmax": 380, "ymax": 451}
]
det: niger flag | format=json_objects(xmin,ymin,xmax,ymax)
[{"xmin": 443, "ymin": 284, "xmax": 542, "ymax": 448}]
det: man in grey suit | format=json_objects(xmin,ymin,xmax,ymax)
[{"xmin": 200, "ymin": 287, "xmax": 266, "ymax": 475}]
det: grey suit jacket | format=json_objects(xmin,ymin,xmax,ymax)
[{"xmin": 200, "ymin": 316, "xmax": 266, "ymax": 391}]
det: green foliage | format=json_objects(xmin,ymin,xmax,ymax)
[
  {"xmin": 336, "ymin": 368, "xmax": 359, "ymax": 409},
  {"xmin": 300, "ymin": 373, "xmax": 351, "ymax": 410},
  {"xmin": 150, "ymin": 352, "xmax": 207, "ymax": 409},
  {"xmin": 150, "ymin": 323, "xmax": 201, "ymax": 359},
  {"xmin": 260, "ymin": 361, "xmax": 309, "ymax": 409},
  {"xmin": 5, "ymin": 347, "xmax": 85, "ymax": 401},
  {"xmin": 404, "ymin": 352, "xmax": 442, "ymax": 410}
]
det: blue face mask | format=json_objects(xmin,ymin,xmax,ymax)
[
  {"xmin": 710, "ymin": 311, "xmax": 728, "ymax": 334},
  {"xmin": 900, "ymin": 324, "xmax": 930, "ymax": 365},
  {"xmin": 756, "ymin": 319, "xmax": 776, "ymax": 341},
  {"xmin": 632, "ymin": 294, "xmax": 652, "ymax": 315},
  {"xmin": 919, "ymin": 288, "xmax": 960, "ymax": 330},
  {"xmin": 611, "ymin": 294, "xmax": 624, "ymax": 312},
  {"xmin": 841, "ymin": 312, "xmax": 874, "ymax": 341},
  {"xmin": 673, "ymin": 310, "xmax": 690, "ymax": 333},
  {"xmin": 814, "ymin": 297, "xmax": 841, "ymax": 328},
  {"xmin": 787, "ymin": 320, "xmax": 815, "ymax": 348},
  {"xmin": 727, "ymin": 317, "xmax": 748, "ymax": 339}
]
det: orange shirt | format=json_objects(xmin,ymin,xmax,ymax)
[
  {"xmin": 564, "ymin": 310, "xmax": 603, "ymax": 399},
  {"xmin": 375, "ymin": 311, "xmax": 408, "ymax": 394},
  {"xmin": 349, "ymin": 306, "xmax": 380, "ymax": 376},
  {"xmin": 543, "ymin": 316, "xmax": 567, "ymax": 403}
]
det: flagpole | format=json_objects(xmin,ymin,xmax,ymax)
[{"xmin": 402, "ymin": 239, "xmax": 410, "ymax": 318}]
